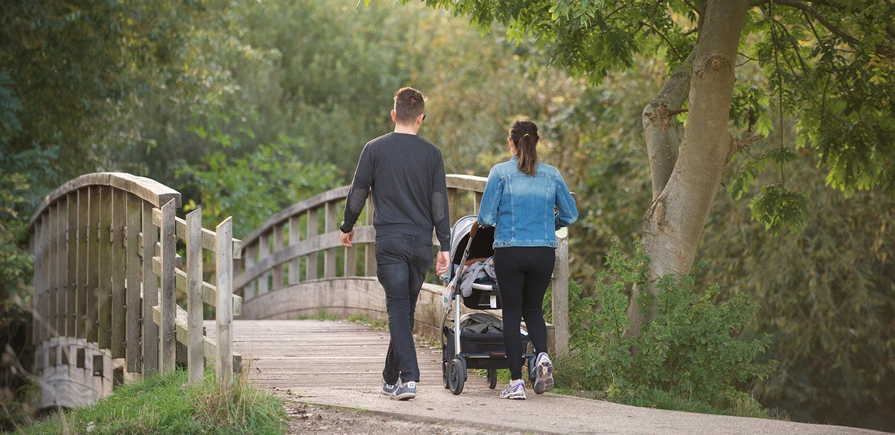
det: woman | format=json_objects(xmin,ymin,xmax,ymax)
[{"xmin": 477, "ymin": 120, "xmax": 578, "ymax": 400}]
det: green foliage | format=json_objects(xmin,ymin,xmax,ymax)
[
  {"xmin": 178, "ymin": 138, "xmax": 337, "ymax": 237},
  {"xmin": 559, "ymin": 246, "xmax": 773, "ymax": 416},
  {"xmin": 18, "ymin": 371, "xmax": 286, "ymax": 434},
  {"xmin": 747, "ymin": 185, "xmax": 807, "ymax": 233}
]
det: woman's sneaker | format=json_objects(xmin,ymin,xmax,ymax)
[
  {"xmin": 391, "ymin": 381, "xmax": 417, "ymax": 400},
  {"xmin": 381, "ymin": 382, "xmax": 398, "ymax": 396},
  {"xmin": 499, "ymin": 379, "xmax": 526, "ymax": 400},
  {"xmin": 532, "ymin": 352, "xmax": 555, "ymax": 394}
]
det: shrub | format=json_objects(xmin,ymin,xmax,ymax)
[{"xmin": 557, "ymin": 245, "xmax": 774, "ymax": 416}]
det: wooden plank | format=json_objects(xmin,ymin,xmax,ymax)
[
  {"xmin": 306, "ymin": 209, "xmax": 318, "ymax": 280},
  {"xmin": 111, "ymin": 189, "xmax": 127, "ymax": 358},
  {"xmin": 48, "ymin": 203, "xmax": 58, "ymax": 339},
  {"xmin": 35, "ymin": 215, "xmax": 45, "ymax": 343},
  {"xmin": 344, "ymin": 245, "xmax": 357, "ymax": 277},
  {"xmin": 86, "ymin": 186, "xmax": 100, "ymax": 343},
  {"xmin": 445, "ymin": 174, "xmax": 487, "ymax": 192},
  {"xmin": 258, "ymin": 232, "xmax": 270, "ymax": 294},
  {"xmin": 474, "ymin": 191, "xmax": 483, "ymax": 214},
  {"xmin": 67, "ymin": 193, "xmax": 78, "ymax": 337},
  {"xmin": 288, "ymin": 216, "xmax": 301, "ymax": 285},
  {"xmin": 125, "ymin": 194, "xmax": 142, "ymax": 373},
  {"xmin": 243, "ymin": 243, "xmax": 257, "ymax": 300},
  {"xmin": 364, "ymin": 198, "xmax": 376, "ymax": 277},
  {"xmin": 551, "ymin": 231, "xmax": 570, "ymax": 358},
  {"xmin": 78, "ymin": 188, "xmax": 89, "ymax": 339},
  {"xmin": 186, "ymin": 208, "xmax": 204, "ymax": 383},
  {"xmin": 151, "ymin": 305, "xmax": 240, "ymax": 373},
  {"xmin": 324, "ymin": 202, "xmax": 336, "ymax": 278},
  {"xmin": 97, "ymin": 186, "xmax": 112, "ymax": 350},
  {"xmin": 215, "ymin": 217, "xmax": 234, "ymax": 387},
  {"xmin": 272, "ymin": 224, "xmax": 284, "ymax": 290},
  {"xmin": 159, "ymin": 199, "xmax": 177, "ymax": 373},
  {"xmin": 151, "ymin": 208, "xmax": 241, "ymax": 257},
  {"xmin": 141, "ymin": 202, "xmax": 159, "ymax": 374}
]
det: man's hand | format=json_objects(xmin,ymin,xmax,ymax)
[
  {"xmin": 435, "ymin": 251, "xmax": 450, "ymax": 276},
  {"xmin": 340, "ymin": 231, "xmax": 353, "ymax": 247}
]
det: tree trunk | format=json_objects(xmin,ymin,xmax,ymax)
[{"xmin": 627, "ymin": 0, "xmax": 749, "ymax": 336}]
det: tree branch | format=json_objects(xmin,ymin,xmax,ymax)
[{"xmin": 643, "ymin": 51, "xmax": 695, "ymax": 199}]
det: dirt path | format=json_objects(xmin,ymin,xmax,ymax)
[{"xmin": 220, "ymin": 320, "xmax": 887, "ymax": 434}]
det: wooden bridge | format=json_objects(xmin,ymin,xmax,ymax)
[
  {"xmin": 26, "ymin": 172, "xmax": 571, "ymax": 410},
  {"xmin": 26, "ymin": 173, "xmax": 883, "ymax": 433}
]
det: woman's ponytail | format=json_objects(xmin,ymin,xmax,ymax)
[{"xmin": 510, "ymin": 121, "xmax": 539, "ymax": 176}]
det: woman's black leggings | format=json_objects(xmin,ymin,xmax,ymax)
[{"xmin": 493, "ymin": 246, "xmax": 555, "ymax": 380}]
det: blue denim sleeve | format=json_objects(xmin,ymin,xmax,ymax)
[
  {"xmin": 554, "ymin": 171, "xmax": 578, "ymax": 228},
  {"xmin": 477, "ymin": 166, "xmax": 502, "ymax": 227}
]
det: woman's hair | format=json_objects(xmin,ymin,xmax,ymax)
[{"xmin": 509, "ymin": 120, "xmax": 539, "ymax": 176}]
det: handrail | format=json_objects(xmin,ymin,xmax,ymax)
[
  {"xmin": 28, "ymin": 172, "xmax": 181, "ymax": 228},
  {"xmin": 240, "ymin": 174, "xmax": 487, "ymax": 249}
]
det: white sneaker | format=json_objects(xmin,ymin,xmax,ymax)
[
  {"xmin": 532, "ymin": 352, "xmax": 554, "ymax": 394},
  {"xmin": 499, "ymin": 379, "xmax": 526, "ymax": 400}
]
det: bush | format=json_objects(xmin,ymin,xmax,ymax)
[
  {"xmin": 557, "ymin": 246, "xmax": 774, "ymax": 417},
  {"xmin": 18, "ymin": 370, "xmax": 286, "ymax": 434}
]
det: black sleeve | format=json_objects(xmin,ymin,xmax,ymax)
[
  {"xmin": 431, "ymin": 149, "xmax": 451, "ymax": 250},
  {"xmin": 340, "ymin": 143, "xmax": 374, "ymax": 233}
]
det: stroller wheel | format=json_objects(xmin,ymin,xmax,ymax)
[
  {"xmin": 487, "ymin": 368, "xmax": 497, "ymax": 389},
  {"xmin": 448, "ymin": 357, "xmax": 466, "ymax": 395}
]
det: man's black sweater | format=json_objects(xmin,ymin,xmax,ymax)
[{"xmin": 340, "ymin": 132, "xmax": 451, "ymax": 250}]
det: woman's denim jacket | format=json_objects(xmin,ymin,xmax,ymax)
[{"xmin": 477, "ymin": 157, "xmax": 578, "ymax": 248}]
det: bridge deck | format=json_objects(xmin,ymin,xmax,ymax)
[{"xmin": 211, "ymin": 320, "xmax": 878, "ymax": 434}]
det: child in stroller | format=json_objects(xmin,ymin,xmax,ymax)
[{"xmin": 440, "ymin": 215, "xmax": 537, "ymax": 395}]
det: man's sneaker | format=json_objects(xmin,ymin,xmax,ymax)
[
  {"xmin": 381, "ymin": 382, "xmax": 398, "ymax": 396},
  {"xmin": 499, "ymin": 379, "xmax": 526, "ymax": 400},
  {"xmin": 391, "ymin": 381, "xmax": 416, "ymax": 400},
  {"xmin": 532, "ymin": 352, "xmax": 555, "ymax": 394}
]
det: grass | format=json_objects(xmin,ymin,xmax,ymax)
[{"xmin": 16, "ymin": 370, "xmax": 286, "ymax": 435}]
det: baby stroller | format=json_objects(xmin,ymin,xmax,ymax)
[{"xmin": 440, "ymin": 215, "xmax": 534, "ymax": 395}]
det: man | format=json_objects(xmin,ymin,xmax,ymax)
[{"xmin": 340, "ymin": 87, "xmax": 451, "ymax": 401}]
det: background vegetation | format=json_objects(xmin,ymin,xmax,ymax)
[{"xmin": 1, "ymin": 0, "xmax": 892, "ymax": 431}]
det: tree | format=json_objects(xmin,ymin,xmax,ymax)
[{"xmin": 419, "ymin": 0, "xmax": 895, "ymax": 333}]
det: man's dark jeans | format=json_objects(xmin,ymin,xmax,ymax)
[{"xmin": 376, "ymin": 233, "xmax": 432, "ymax": 384}]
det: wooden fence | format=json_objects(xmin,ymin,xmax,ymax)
[
  {"xmin": 28, "ymin": 173, "xmax": 241, "ymax": 409},
  {"xmin": 234, "ymin": 174, "xmax": 571, "ymax": 356}
]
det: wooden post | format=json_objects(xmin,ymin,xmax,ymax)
[
  {"xmin": 288, "ymin": 216, "xmax": 301, "ymax": 285},
  {"xmin": 125, "ymin": 194, "xmax": 142, "ymax": 373},
  {"xmin": 215, "ymin": 217, "xmax": 234, "ymax": 387},
  {"xmin": 48, "ymin": 203, "xmax": 58, "ymax": 339},
  {"xmin": 34, "ymin": 215, "xmax": 45, "ymax": 344},
  {"xmin": 98, "ymin": 186, "xmax": 112, "ymax": 350},
  {"xmin": 306, "ymin": 209, "xmax": 318, "ymax": 280},
  {"xmin": 473, "ymin": 191, "xmax": 483, "ymax": 215},
  {"xmin": 324, "ymin": 202, "xmax": 336, "ymax": 278},
  {"xmin": 364, "ymin": 198, "xmax": 376, "ymax": 277},
  {"xmin": 244, "ymin": 243, "xmax": 257, "ymax": 300},
  {"xmin": 258, "ymin": 233, "xmax": 270, "ymax": 294},
  {"xmin": 551, "ymin": 231, "xmax": 570, "ymax": 358},
  {"xmin": 272, "ymin": 224, "xmax": 283, "ymax": 290},
  {"xmin": 86, "ymin": 186, "xmax": 100, "ymax": 343},
  {"xmin": 159, "ymin": 199, "xmax": 177, "ymax": 373},
  {"xmin": 185, "ymin": 208, "xmax": 204, "ymax": 383},
  {"xmin": 78, "ymin": 188, "xmax": 89, "ymax": 340},
  {"xmin": 111, "ymin": 189, "xmax": 127, "ymax": 358},
  {"xmin": 67, "ymin": 193, "xmax": 78, "ymax": 337},
  {"xmin": 141, "ymin": 202, "xmax": 159, "ymax": 375}
]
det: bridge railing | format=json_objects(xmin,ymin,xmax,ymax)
[
  {"xmin": 234, "ymin": 174, "xmax": 570, "ymax": 356},
  {"xmin": 28, "ymin": 173, "xmax": 240, "ymax": 409}
]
